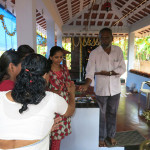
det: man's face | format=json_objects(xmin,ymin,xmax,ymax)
[{"xmin": 99, "ymin": 31, "xmax": 113, "ymax": 49}]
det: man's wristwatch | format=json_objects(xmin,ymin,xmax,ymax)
[{"xmin": 109, "ymin": 71, "xmax": 113, "ymax": 76}]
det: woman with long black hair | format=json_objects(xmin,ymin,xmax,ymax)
[{"xmin": 0, "ymin": 53, "xmax": 75, "ymax": 150}]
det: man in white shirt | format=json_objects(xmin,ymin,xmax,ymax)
[{"xmin": 79, "ymin": 28, "xmax": 126, "ymax": 147}]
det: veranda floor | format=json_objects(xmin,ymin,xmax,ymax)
[{"xmin": 117, "ymin": 85, "xmax": 150, "ymax": 139}]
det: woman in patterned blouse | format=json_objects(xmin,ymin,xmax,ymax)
[{"xmin": 47, "ymin": 46, "xmax": 73, "ymax": 150}]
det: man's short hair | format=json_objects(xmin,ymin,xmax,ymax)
[{"xmin": 99, "ymin": 28, "xmax": 113, "ymax": 37}]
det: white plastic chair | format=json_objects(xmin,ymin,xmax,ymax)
[{"xmin": 139, "ymin": 81, "xmax": 150, "ymax": 109}]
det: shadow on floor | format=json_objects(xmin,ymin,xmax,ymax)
[{"xmin": 125, "ymin": 145, "xmax": 139, "ymax": 150}]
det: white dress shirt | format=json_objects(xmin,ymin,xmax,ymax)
[{"xmin": 86, "ymin": 45, "xmax": 126, "ymax": 96}]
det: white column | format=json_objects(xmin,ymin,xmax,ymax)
[
  {"xmin": 16, "ymin": 0, "xmax": 37, "ymax": 52},
  {"xmin": 57, "ymin": 29, "xmax": 62, "ymax": 47},
  {"xmin": 127, "ymin": 32, "xmax": 135, "ymax": 71},
  {"xmin": 46, "ymin": 18, "xmax": 55, "ymax": 58}
]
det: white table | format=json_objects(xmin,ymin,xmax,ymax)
[{"xmin": 60, "ymin": 108, "xmax": 124, "ymax": 150}]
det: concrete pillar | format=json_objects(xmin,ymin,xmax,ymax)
[
  {"xmin": 16, "ymin": 0, "xmax": 37, "ymax": 52},
  {"xmin": 46, "ymin": 18, "xmax": 55, "ymax": 58},
  {"xmin": 57, "ymin": 29, "xmax": 62, "ymax": 47},
  {"xmin": 127, "ymin": 32, "xmax": 135, "ymax": 71}
]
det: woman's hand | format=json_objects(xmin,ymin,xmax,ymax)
[
  {"xmin": 47, "ymin": 88, "xmax": 61, "ymax": 95},
  {"xmin": 66, "ymin": 81, "xmax": 76, "ymax": 94},
  {"xmin": 51, "ymin": 117, "xmax": 62, "ymax": 132},
  {"xmin": 63, "ymin": 81, "xmax": 75, "ymax": 117}
]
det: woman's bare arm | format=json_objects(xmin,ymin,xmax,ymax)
[{"xmin": 63, "ymin": 82, "xmax": 75, "ymax": 117}]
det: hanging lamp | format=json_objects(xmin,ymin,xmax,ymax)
[{"xmin": 103, "ymin": 0, "xmax": 111, "ymax": 12}]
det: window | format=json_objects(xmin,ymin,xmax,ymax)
[
  {"xmin": 0, "ymin": 5, "xmax": 17, "ymax": 55},
  {"xmin": 134, "ymin": 36, "xmax": 150, "ymax": 73}
]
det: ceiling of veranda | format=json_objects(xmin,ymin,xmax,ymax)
[{"xmin": 1, "ymin": 0, "xmax": 150, "ymax": 37}]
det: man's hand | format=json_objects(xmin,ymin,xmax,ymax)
[
  {"xmin": 95, "ymin": 70, "xmax": 119, "ymax": 76},
  {"xmin": 111, "ymin": 71, "xmax": 119, "ymax": 75},
  {"xmin": 95, "ymin": 71, "xmax": 110, "ymax": 76},
  {"xmin": 79, "ymin": 84, "xmax": 89, "ymax": 92},
  {"xmin": 78, "ymin": 78, "xmax": 92, "ymax": 92}
]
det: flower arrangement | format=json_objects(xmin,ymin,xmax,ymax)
[
  {"xmin": 0, "ymin": 14, "xmax": 16, "ymax": 36},
  {"xmin": 37, "ymin": 33, "xmax": 47, "ymax": 46},
  {"xmin": 143, "ymin": 110, "xmax": 150, "ymax": 122}
]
